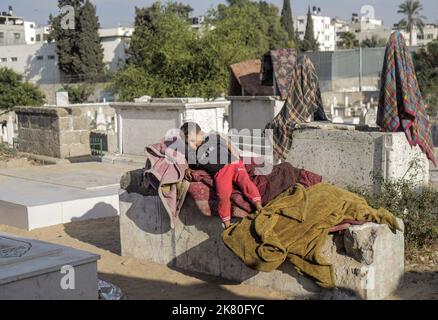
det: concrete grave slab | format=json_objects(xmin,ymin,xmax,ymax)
[
  {"xmin": 119, "ymin": 189, "xmax": 405, "ymax": 300},
  {"xmin": 0, "ymin": 232, "xmax": 100, "ymax": 300},
  {"xmin": 0, "ymin": 163, "xmax": 141, "ymax": 230}
]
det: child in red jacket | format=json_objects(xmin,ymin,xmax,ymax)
[{"xmin": 180, "ymin": 122, "xmax": 263, "ymax": 228}]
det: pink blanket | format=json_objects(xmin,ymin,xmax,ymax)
[{"xmin": 144, "ymin": 134, "xmax": 190, "ymax": 228}]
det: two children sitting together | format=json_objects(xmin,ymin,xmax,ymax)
[{"xmin": 180, "ymin": 122, "xmax": 262, "ymax": 229}]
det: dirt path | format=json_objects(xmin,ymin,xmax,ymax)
[{"xmin": 1, "ymin": 217, "xmax": 437, "ymax": 300}]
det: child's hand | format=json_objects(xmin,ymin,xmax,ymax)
[{"xmin": 184, "ymin": 168, "xmax": 193, "ymax": 181}]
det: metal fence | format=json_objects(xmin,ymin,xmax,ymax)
[{"xmin": 304, "ymin": 47, "xmax": 418, "ymax": 92}]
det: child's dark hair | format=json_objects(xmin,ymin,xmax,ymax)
[{"xmin": 180, "ymin": 122, "xmax": 202, "ymax": 138}]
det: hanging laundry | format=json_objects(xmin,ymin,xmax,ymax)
[
  {"xmin": 377, "ymin": 31, "xmax": 436, "ymax": 166},
  {"xmin": 265, "ymin": 55, "xmax": 327, "ymax": 161}
]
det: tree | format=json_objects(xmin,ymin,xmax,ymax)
[
  {"xmin": 63, "ymin": 83, "xmax": 95, "ymax": 103},
  {"xmin": 397, "ymin": 0, "xmax": 426, "ymax": 46},
  {"xmin": 0, "ymin": 67, "xmax": 46, "ymax": 110},
  {"xmin": 413, "ymin": 40, "xmax": 438, "ymax": 117},
  {"xmin": 76, "ymin": 0, "xmax": 105, "ymax": 80},
  {"xmin": 113, "ymin": 0, "xmax": 292, "ymax": 100},
  {"xmin": 339, "ymin": 32, "xmax": 359, "ymax": 49},
  {"xmin": 301, "ymin": 7, "xmax": 318, "ymax": 51},
  {"xmin": 280, "ymin": 0, "xmax": 295, "ymax": 42},
  {"xmin": 361, "ymin": 35, "xmax": 387, "ymax": 48},
  {"xmin": 49, "ymin": 0, "xmax": 104, "ymax": 82}
]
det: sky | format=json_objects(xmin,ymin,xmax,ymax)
[{"xmin": 2, "ymin": 0, "xmax": 438, "ymax": 28}]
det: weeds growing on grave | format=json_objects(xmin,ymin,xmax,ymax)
[
  {"xmin": 0, "ymin": 142, "xmax": 18, "ymax": 161},
  {"xmin": 349, "ymin": 156, "xmax": 438, "ymax": 251}
]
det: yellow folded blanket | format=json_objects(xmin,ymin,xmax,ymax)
[{"xmin": 222, "ymin": 183, "xmax": 401, "ymax": 288}]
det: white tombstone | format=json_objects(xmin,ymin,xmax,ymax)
[
  {"xmin": 6, "ymin": 116, "xmax": 14, "ymax": 146},
  {"xmin": 55, "ymin": 91, "xmax": 69, "ymax": 107},
  {"xmin": 96, "ymin": 106, "xmax": 107, "ymax": 131},
  {"xmin": 345, "ymin": 96, "xmax": 349, "ymax": 108},
  {"xmin": 333, "ymin": 96, "xmax": 338, "ymax": 108},
  {"xmin": 1, "ymin": 126, "xmax": 6, "ymax": 143}
]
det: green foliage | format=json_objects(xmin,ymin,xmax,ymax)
[
  {"xmin": 397, "ymin": 0, "xmax": 426, "ymax": 46},
  {"xmin": 339, "ymin": 32, "xmax": 359, "ymax": 49},
  {"xmin": 50, "ymin": 0, "xmax": 105, "ymax": 82},
  {"xmin": 0, "ymin": 142, "xmax": 18, "ymax": 160},
  {"xmin": 413, "ymin": 40, "xmax": 438, "ymax": 117},
  {"xmin": 63, "ymin": 83, "xmax": 95, "ymax": 104},
  {"xmin": 301, "ymin": 7, "xmax": 318, "ymax": 52},
  {"xmin": 349, "ymin": 159, "xmax": 438, "ymax": 250},
  {"xmin": 361, "ymin": 35, "xmax": 387, "ymax": 48},
  {"xmin": 112, "ymin": 0, "xmax": 292, "ymax": 100},
  {"xmin": 0, "ymin": 67, "xmax": 46, "ymax": 110},
  {"xmin": 280, "ymin": 0, "xmax": 295, "ymax": 42}
]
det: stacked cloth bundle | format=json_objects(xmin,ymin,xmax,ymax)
[
  {"xmin": 222, "ymin": 183, "xmax": 401, "ymax": 288},
  {"xmin": 377, "ymin": 31, "xmax": 436, "ymax": 166},
  {"xmin": 263, "ymin": 50, "xmax": 327, "ymax": 161},
  {"xmin": 187, "ymin": 160, "xmax": 322, "ymax": 218},
  {"xmin": 143, "ymin": 133, "xmax": 190, "ymax": 229}
]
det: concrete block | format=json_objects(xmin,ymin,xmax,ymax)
[
  {"xmin": 0, "ymin": 233, "xmax": 99, "ymax": 300},
  {"xmin": 72, "ymin": 117, "xmax": 89, "ymax": 130},
  {"xmin": 119, "ymin": 191, "xmax": 405, "ymax": 299},
  {"xmin": 66, "ymin": 143, "xmax": 91, "ymax": 158},
  {"xmin": 58, "ymin": 117, "xmax": 72, "ymax": 131},
  {"xmin": 228, "ymin": 96, "xmax": 284, "ymax": 131},
  {"xmin": 60, "ymin": 132, "xmax": 81, "ymax": 145},
  {"xmin": 79, "ymin": 131, "xmax": 90, "ymax": 145},
  {"xmin": 286, "ymin": 125, "xmax": 429, "ymax": 191}
]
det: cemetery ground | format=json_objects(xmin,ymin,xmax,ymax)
[
  {"xmin": 0, "ymin": 206, "xmax": 437, "ymax": 300},
  {"xmin": 0, "ymin": 147, "xmax": 437, "ymax": 300}
]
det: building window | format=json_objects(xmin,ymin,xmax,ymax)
[
  {"xmin": 427, "ymin": 34, "xmax": 434, "ymax": 40},
  {"xmin": 36, "ymin": 56, "xmax": 44, "ymax": 61},
  {"xmin": 11, "ymin": 57, "xmax": 18, "ymax": 62},
  {"xmin": 325, "ymin": 35, "xmax": 330, "ymax": 41},
  {"xmin": 30, "ymin": 24, "xmax": 34, "ymax": 28},
  {"xmin": 36, "ymin": 34, "xmax": 41, "ymax": 42},
  {"xmin": 30, "ymin": 37, "xmax": 34, "ymax": 42},
  {"xmin": 14, "ymin": 33, "xmax": 21, "ymax": 39},
  {"xmin": 47, "ymin": 55, "xmax": 55, "ymax": 60},
  {"xmin": 0, "ymin": 58, "xmax": 7, "ymax": 62},
  {"xmin": 0, "ymin": 32, "xmax": 4, "ymax": 39}
]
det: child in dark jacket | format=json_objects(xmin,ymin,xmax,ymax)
[{"xmin": 180, "ymin": 122, "xmax": 262, "ymax": 228}]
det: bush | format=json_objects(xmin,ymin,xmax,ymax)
[
  {"xmin": 0, "ymin": 67, "xmax": 46, "ymax": 109},
  {"xmin": 351, "ymin": 179, "xmax": 438, "ymax": 250},
  {"xmin": 63, "ymin": 83, "xmax": 95, "ymax": 104}
]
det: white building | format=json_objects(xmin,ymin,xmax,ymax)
[
  {"xmin": 99, "ymin": 27, "xmax": 133, "ymax": 72},
  {"xmin": 414, "ymin": 23, "xmax": 438, "ymax": 46},
  {"xmin": 35, "ymin": 26, "xmax": 50, "ymax": 44},
  {"xmin": 23, "ymin": 21, "xmax": 36, "ymax": 44},
  {"xmin": 295, "ymin": 8, "xmax": 336, "ymax": 52},
  {"xmin": 0, "ymin": 27, "xmax": 135, "ymax": 84},
  {"xmin": 0, "ymin": 6, "xmax": 37, "ymax": 45}
]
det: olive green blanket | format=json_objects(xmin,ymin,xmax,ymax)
[{"xmin": 222, "ymin": 183, "xmax": 401, "ymax": 288}]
